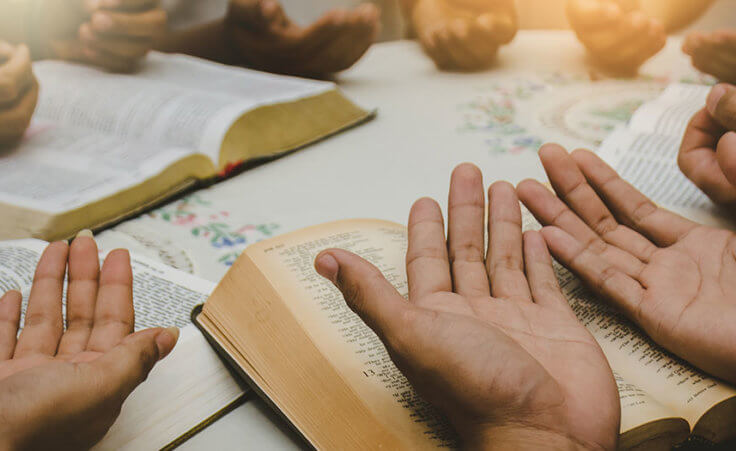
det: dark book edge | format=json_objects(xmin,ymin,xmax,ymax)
[{"xmin": 189, "ymin": 304, "xmax": 315, "ymax": 450}]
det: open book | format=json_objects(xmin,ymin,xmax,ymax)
[
  {"xmin": 0, "ymin": 53, "xmax": 371, "ymax": 241},
  {"xmin": 0, "ymin": 239, "xmax": 246, "ymax": 450},
  {"xmin": 598, "ymin": 83, "xmax": 732, "ymax": 228},
  {"xmin": 194, "ymin": 218, "xmax": 736, "ymax": 450}
]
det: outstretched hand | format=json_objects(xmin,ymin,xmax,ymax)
[
  {"xmin": 0, "ymin": 43, "xmax": 38, "ymax": 146},
  {"xmin": 315, "ymin": 164, "xmax": 619, "ymax": 449},
  {"xmin": 0, "ymin": 235, "xmax": 178, "ymax": 450},
  {"xmin": 410, "ymin": 0, "xmax": 517, "ymax": 71},
  {"xmin": 567, "ymin": 0, "xmax": 666, "ymax": 75},
  {"xmin": 683, "ymin": 30, "xmax": 736, "ymax": 85},
  {"xmin": 518, "ymin": 144, "xmax": 736, "ymax": 385},
  {"xmin": 678, "ymin": 83, "xmax": 736, "ymax": 206},
  {"xmin": 223, "ymin": 0, "xmax": 379, "ymax": 77}
]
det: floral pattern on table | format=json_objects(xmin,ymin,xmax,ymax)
[{"xmin": 457, "ymin": 71, "xmax": 716, "ymax": 155}]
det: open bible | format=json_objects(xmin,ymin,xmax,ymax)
[
  {"xmin": 0, "ymin": 239, "xmax": 246, "ymax": 450},
  {"xmin": 194, "ymin": 218, "xmax": 736, "ymax": 450},
  {"xmin": 0, "ymin": 53, "xmax": 371, "ymax": 241}
]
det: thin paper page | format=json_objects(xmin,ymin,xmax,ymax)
[
  {"xmin": 597, "ymin": 130, "xmax": 730, "ymax": 227},
  {"xmin": 0, "ymin": 239, "xmax": 48, "ymax": 294},
  {"xmin": 33, "ymin": 54, "xmax": 333, "ymax": 162},
  {"xmin": 614, "ymin": 371, "xmax": 680, "ymax": 433},
  {"xmin": 0, "ymin": 122, "xmax": 194, "ymax": 213},
  {"xmin": 246, "ymin": 220, "xmax": 456, "ymax": 449},
  {"xmin": 628, "ymin": 84, "xmax": 709, "ymax": 137}
]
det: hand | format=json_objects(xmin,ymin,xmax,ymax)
[
  {"xmin": 678, "ymin": 83, "xmax": 736, "ymax": 206},
  {"xmin": 42, "ymin": 0, "xmax": 166, "ymax": 72},
  {"xmin": 567, "ymin": 0, "xmax": 666, "ymax": 74},
  {"xmin": 0, "ymin": 43, "xmax": 38, "ymax": 146},
  {"xmin": 410, "ymin": 0, "xmax": 517, "ymax": 71},
  {"xmin": 0, "ymin": 234, "xmax": 179, "ymax": 450},
  {"xmin": 683, "ymin": 30, "xmax": 736, "ymax": 84},
  {"xmin": 314, "ymin": 164, "xmax": 619, "ymax": 449},
  {"xmin": 223, "ymin": 0, "xmax": 379, "ymax": 77},
  {"xmin": 518, "ymin": 144, "xmax": 736, "ymax": 385}
]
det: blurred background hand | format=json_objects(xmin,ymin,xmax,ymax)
[
  {"xmin": 315, "ymin": 164, "xmax": 619, "ymax": 449},
  {"xmin": 683, "ymin": 30, "xmax": 736, "ymax": 84},
  {"xmin": 42, "ymin": 0, "xmax": 167, "ymax": 72},
  {"xmin": 0, "ymin": 235, "xmax": 178, "ymax": 450},
  {"xmin": 567, "ymin": 0, "xmax": 666, "ymax": 75},
  {"xmin": 223, "ymin": 0, "xmax": 379, "ymax": 77},
  {"xmin": 0, "ymin": 43, "xmax": 37, "ymax": 146},
  {"xmin": 678, "ymin": 83, "xmax": 736, "ymax": 206},
  {"xmin": 409, "ymin": 0, "xmax": 517, "ymax": 70}
]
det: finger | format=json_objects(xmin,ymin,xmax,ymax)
[
  {"xmin": 423, "ymin": 28, "xmax": 454, "ymax": 70},
  {"xmin": 0, "ymin": 290, "xmax": 22, "ymax": 360},
  {"xmin": 58, "ymin": 231, "xmax": 99, "ymax": 356},
  {"xmin": 90, "ymin": 8, "xmax": 167, "ymax": 39},
  {"xmin": 85, "ymin": 0, "xmax": 159, "ymax": 12},
  {"xmin": 315, "ymin": 249, "xmax": 411, "ymax": 343},
  {"xmin": 678, "ymin": 108, "xmax": 736, "ymax": 204},
  {"xmin": 692, "ymin": 53, "xmax": 736, "ymax": 85},
  {"xmin": 83, "ymin": 326, "xmax": 178, "ymax": 404},
  {"xmin": 81, "ymin": 45, "xmax": 139, "ymax": 72},
  {"xmin": 522, "ymin": 231, "xmax": 569, "ymax": 310},
  {"xmin": 567, "ymin": 0, "xmax": 622, "ymax": 31},
  {"xmin": 14, "ymin": 242, "xmax": 68, "ymax": 357},
  {"xmin": 517, "ymin": 178, "xmax": 654, "ymax": 270},
  {"xmin": 448, "ymin": 164, "xmax": 490, "ymax": 297},
  {"xmin": 717, "ymin": 132, "xmax": 736, "ymax": 188},
  {"xmin": 86, "ymin": 249, "xmax": 134, "ymax": 352},
  {"xmin": 79, "ymin": 23, "xmax": 150, "ymax": 59},
  {"xmin": 0, "ymin": 44, "xmax": 33, "ymax": 104},
  {"xmin": 406, "ymin": 197, "xmax": 452, "ymax": 299},
  {"xmin": 444, "ymin": 22, "xmax": 484, "ymax": 70},
  {"xmin": 487, "ymin": 181, "xmax": 531, "ymax": 302},
  {"xmin": 541, "ymin": 226, "xmax": 645, "ymax": 321},
  {"xmin": 706, "ymin": 83, "xmax": 736, "ymax": 131},
  {"xmin": 0, "ymin": 78, "xmax": 38, "ymax": 144},
  {"xmin": 571, "ymin": 149, "xmax": 698, "ymax": 246}
]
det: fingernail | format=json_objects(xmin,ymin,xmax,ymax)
[
  {"xmin": 76, "ymin": 229, "xmax": 94, "ymax": 239},
  {"xmin": 315, "ymin": 252, "xmax": 339, "ymax": 283},
  {"xmin": 707, "ymin": 84, "xmax": 728, "ymax": 116},
  {"xmin": 156, "ymin": 327, "xmax": 180, "ymax": 359}
]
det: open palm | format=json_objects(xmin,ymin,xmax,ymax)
[
  {"xmin": 0, "ymin": 237, "xmax": 178, "ymax": 450},
  {"xmin": 518, "ymin": 144, "xmax": 736, "ymax": 384},
  {"xmin": 315, "ymin": 164, "xmax": 619, "ymax": 449}
]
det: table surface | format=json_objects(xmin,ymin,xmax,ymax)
[{"xmin": 96, "ymin": 30, "xmax": 713, "ymax": 449}]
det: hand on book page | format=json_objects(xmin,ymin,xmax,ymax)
[
  {"xmin": 679, "ymin": 83, "xmax": 736, "ymax": 206},
  {"xmin": 567, "ymin": 0, "xmax": 666, "ymax": 75},
  {"xmin": 683, "ymin": 30, "xmax": 736, "ymax": 85},
  {"xmin": 314, "ymin": 165, "xmax": 619, "ymax": 450},
  {"xmin": 223, "ymin": 0, "xmax": 379, "ymax": 77},
  {"xmin": 518, "ymin": 144, "xmax": 736, "ymax": 385},
  {"xmin": 44, "ymin": 0, "xmax": 167, "ymax": 72},
  {"xmin": 0, "ymin": 43, "xmax": 38, "ymax": 146},
  {"xmin": 409, "ymin": 0, "xmax": 517, "ymax": 71},
  {"xmin": 0, "ymin": 234, "xmax": 179, "ymax": 450}
]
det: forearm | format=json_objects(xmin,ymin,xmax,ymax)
[
  {"xmin": 155, "ymin": 20, "xmax": 232, "ymax": 64},
  {"xmin": 640, "ymin": 0, "xmax": 715, "ymax": 32}
]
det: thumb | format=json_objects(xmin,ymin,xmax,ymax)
[
  {"xmin": 707, "ymin": 83, "xmax": 736, "ymax": 131},
  {"xmin": 716, "ymin": 131, "xmax": 736, "ymax": 187},
  {"xmin": 314, "ymin": 249, "xmax": 409, "ymax": 343},
  {"xmin": 86, "ymin": 327, "xmax": 179, "ymax": 402}
]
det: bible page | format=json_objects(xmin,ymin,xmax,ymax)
[
  {"xmin": 0, "ymin": 122, "xmax": 197, "ymax": 214},
  {"xmin": 245, "ymin": 219, "xmax": 456, "ymax": 449},
  {"xmin": 33, "ymin": 54, "xmax": 333, "ymax": 163},
  {"xmin": 596, "ymin": 84, "xmax": 731, "ymax": 227}
]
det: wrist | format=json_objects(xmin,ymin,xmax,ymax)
[{"xmin": 468, "ymin": 424, "xmax": 602, "ymax": 451}]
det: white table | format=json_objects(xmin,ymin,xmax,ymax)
[{"xmin": 98, "ymin": 31, "xmax": 713, "ymax": 449}]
